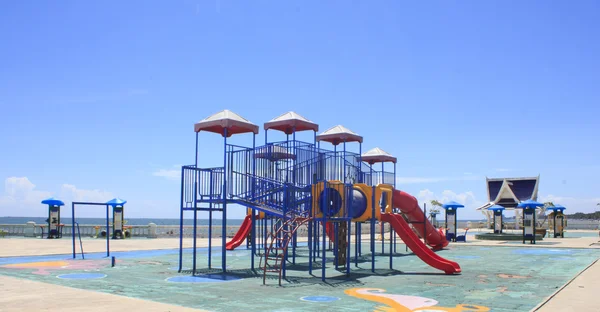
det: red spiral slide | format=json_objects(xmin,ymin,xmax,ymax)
[{"xmin": 226, "ymin": 215, "xmax": 252, "ymax": 250}]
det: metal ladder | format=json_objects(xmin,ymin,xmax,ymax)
[{"xmin": 260, "ymin": 216, "xmax": 311, "ymax": 285}]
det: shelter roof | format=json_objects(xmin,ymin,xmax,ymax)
[
  {"xmin": 194, "ymin": 109, "xmax": 259, "ymax": 137},
  {"xmin": 264, "ymin": 111, "xmax": 319, "ymax": 134},
  {"xmin": 316, "ymin": 125, "xmax": 363, "ymax": 145}
]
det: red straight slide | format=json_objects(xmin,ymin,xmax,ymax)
[
  {"xmin": 381, "ymin": 212, "xmax": 461, "ymax": 274},
  {"xmin": 392, "ymin": 189, "xmax": 449, "ymax": 250},
  {"xmin": 226, "ymin": 215, "xmax": 252, "ymax": 250}
]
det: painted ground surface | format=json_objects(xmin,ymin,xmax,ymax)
[{"xmin": 1, "ymin": 243, "xmax": 599, "ymax": 312}]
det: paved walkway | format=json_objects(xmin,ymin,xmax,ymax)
[
  {"xmin": 0, "ymin": 275, "xmax": 205, "ymax": 312},
  {"xmin": 535, "ymin": 258, "xmax": 600, "ymax": 312},
  {"xmin": 1, "ymin": 234, "xmax": 600, "ymax": 311}
]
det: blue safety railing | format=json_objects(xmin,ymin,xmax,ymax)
[{"xmin": 181, "ymin": 165, "xmax": 224, "ymax": 209}]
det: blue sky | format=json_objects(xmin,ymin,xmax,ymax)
[{"xmin": 1, "ymin": 1, "xmax": 599, "ymax": 219}]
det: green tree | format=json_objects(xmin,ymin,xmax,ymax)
[{"xmin": 430, "ymin": 200, "xmax": 443, "ymax": 213}]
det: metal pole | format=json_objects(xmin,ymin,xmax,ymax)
[
  {"xmin": 222, "ymin": 129, "xmax": 228, "ymax": 272},
  {"xmin": 106, "ymin": 204, "xmax": 110, "ymax": 257},
  {"xmin": 370, "ymin": 164, "xmax": 375, "ymax": 273},
  {"xmin": 393, "ymin": 161, "xmax": 397, "ymax": 252},
  {"xmin": 192, "ymin": 133, "xmax": 199, "ymax": 274},
  {"xmin": 358, "ymin": 142, "xmax": 362, "ymax": 183},
  {"xmin": 343, "ymin": 140, "xmax": 346, "ymax": 183},
  {"xmin": 178, "ymin": 166, "xmax": 185, "ymax": 272},
  {"xmin": 72, "ymin": 202, "xmax": 75, "ymax": 259},
  {"xmin": 381, "ymin": 162, "xmax": 384, "ymax": 255},
  {"xmin": 251, "ymin": 133, "xmax": 256, "ymax": 270},
  {"xmin": 208, "ymin": 170, "xmax": 213, "ymax": 269}
]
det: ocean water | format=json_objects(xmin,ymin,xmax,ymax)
[
  {"xmin": 0, "ymin": 216, "xmax": 486, "ymax": 226},
  {"xmin": 0, "ymin": 217, "xmax": 245, "ymax": 226}
]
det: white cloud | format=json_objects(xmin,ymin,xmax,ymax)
[
  {"xmin": 396, "ymin": 175, "xmax": 480, "ymax": 184},
  {"xmin": 0, "ymin": 177, "xmax": 115, "ymax": 217},
  {"xmin": 60, "ymin": 184, "xmax": 113, "ymax": 203},
  {"xmin": 0, "ymin": 177, "xmax": 52, "ymax": 216},
  {"xmin": 538, "ymin": 194, "xmax": 600, "ymax": 214},
  {"xmin": 152, "ymin": 169, "xmax": 180, "ymax": 181},
  {"xmin": 415, "ymin": 188, "xmax": 485, "ymax": 220}
]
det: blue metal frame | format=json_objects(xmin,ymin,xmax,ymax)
[
  {"xmin": 71, "ymin": 201, "xmax": 110, "ymax": 259},
  {"xmin": 178, "ymin": 118, "xmax": 408, "ymax": 283}
]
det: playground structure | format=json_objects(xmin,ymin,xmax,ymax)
[
  {"xmin": 547, "ymin": 204, "xmax": 567, "ymax": 238},
  {"xmin": 178, "ymin": 110, "xmax": 460, "ymax": 284},
  {"xmin": 488, "ymin": 204, "xmax": 506, "ymax": 234},
  {"xmin": 41, "ymin": 197, "xmax": 65, "ymax": 239},
  {"xmin": 442, "ymin": 201, "xmax": 464, "ymax": 242},
  {"xmin": 69, "ymin": 198, "xmax": 128, "ymax": 259}
]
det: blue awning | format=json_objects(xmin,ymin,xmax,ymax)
[
  {"xmin": 516, "ymin": 199, "xmax": 544, "ymax": 209},
  {"xmin": 41, "ymin": 197, "xmax": 64, "ymax": 206},
  {"xmin": 487, "ymin": 204, "xmax": 505, "ymax": 211},
  {"xmin": 442, "ymin": 201, "xmax": 465, "ymax": 209},
  {"xmin": 106, "ymin": 198, "xmax": 127, "ymax": 207},
  {"xmin": 547, "ymin": 204, "xmax": 566, "ymax": 212}
]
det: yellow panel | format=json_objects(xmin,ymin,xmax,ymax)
[
  {"xmin": 375, "ymin": 184, "xmax": 394, "ymax": 214},
  {"xmin": 351, "ymin": 183, "xmax": 374, "ymax": 222},
  {"xmin": 246, "ymin": 208, "xmax": 265, "ymax": 219},
  {"xmin": 312, "ymin": 180, "xmax": 346, "ymax": 218}
]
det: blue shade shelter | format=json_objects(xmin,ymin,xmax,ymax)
[
  {"xmin": 515, "ymin": 199, "xmax": 543, "ymax": 244},
  {"xmin": 42, "ymin": 197, "xmax": 65, "ymax": 239},
  {"xmin": 42, "ymin": 197, "xmax": 65, "ymax": 206},
  {"xmin": 442, "ymin": 201, "xmax": 465, "ymax": 209},
  {"xmin": 106, "ymin": 198, "xmax": 127, "ymax": 239},
  {"xmin": 547, "ymin": 204, "xmax": 567, "ymax": 238},
  {"xmin": 442, "ymin": 201, "xmax": 464, "ymax": 242},
  {"xmin": 106, "ymin": 198, "xmax": 127, "ymax": 206},
  {"xmin": 487, "ymin": 204, "xmax": 505, "ymax": 234},
  {"xmin": 516, "ymin": 199, "xmax": 544, "ymax": 208}
]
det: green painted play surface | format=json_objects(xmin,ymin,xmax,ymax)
[{"xmin": 1, "ymin": 243, "xmax": 599, "ymax": 312}]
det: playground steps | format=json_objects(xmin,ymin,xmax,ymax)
[{"xmin": 261, "ymin": 216, "xmax": 311, "ymax": 286}]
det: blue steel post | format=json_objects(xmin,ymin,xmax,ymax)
[
  {"xmin": 178, "ymin": 166, "xmax": 184, "ymax": 272},
  {"xmin": 393, "ymin": 162, "xmax": 397, "ymax": 253},
  {"xmin": 308, "ymin": 215, "xmax": 313, "ymax": 274},
  {"xmin": 192, "ymin": 132, "xmax": 199, "ymax": 274},
  {"xmin": 192, "ymin": 184, "xmax": 198, "ymax": 274},
  {"xmin": 208, "ymin": 170, "xmax": 213, "ymax": 269},
  {"xmin": 292, "ymin": 127, "xmax": 296, "ymax": 265},
  {"xmin": 72, "ymin": 202, "xmax": 75, "ymax": 259},
  {"xmin": 322, "ymin": 182, "xmax": 327, "ymax": 282},
  {"xmin": 343, "ymin": 140, "xmax": 350, "ymax": 273},
  {"xmin": 358, "ymin": 222, "xmax": 361, "ymax": 255},
  {"xmin": 251, "ymin": 133, "xmax": 256, "ymax": 270},
  {"xmin": 343, "ymin": 141, "xmax": 346, "ymax": 184},
  {"xmin": 381, "ymin": 162, "xmax": 385, "ymax": 255},
  {"xmin": 222, "ymin": 128, "xmax": 228, "ymax": 272},
  {"xmin": 334, "ymin": 222, "xmax": 338, "ymax": 269},
  {"xmin": 346, "ymin": 189, "xmax": 351, "ymax": 274},
  {"xmin": 282, "ymin": 185, "xmax": 288, "ymax": 279},
  {"xmin": 106, "ymin": 204, "xmax": 110, "ymax": 257},
  {"xmin": 370, "ymin": 164, "xmax": 375, "ymax": 273}
]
